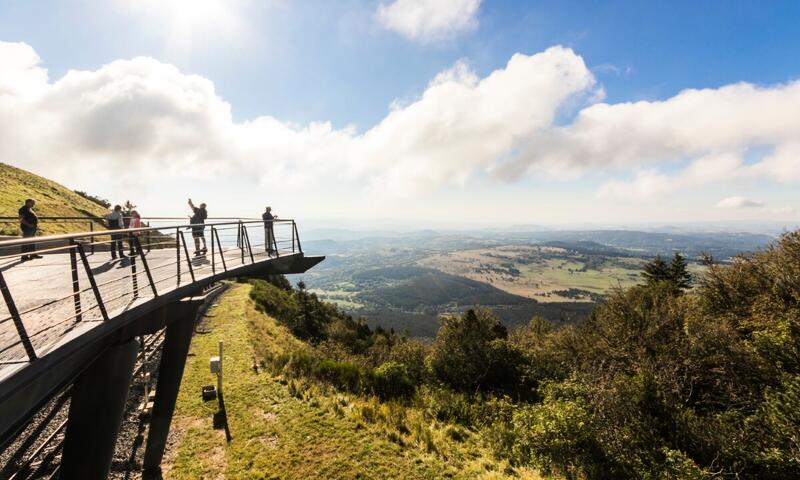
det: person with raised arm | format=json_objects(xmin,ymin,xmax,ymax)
[{"xmin": 188, "ymin": 198, "xmax": 208, "ymax": 255}]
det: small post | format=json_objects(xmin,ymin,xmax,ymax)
[
  {"xmin": 217, "ymin": 341, "xmax": 224, "ymax": 399},
  {"xmin": 89, "ymin": 221, "xmax": 95, "ymax": 255}
]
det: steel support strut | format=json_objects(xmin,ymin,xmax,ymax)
[
  {"xmin": 76, "ymin": 243, "xmax": 109, "ymax": 321},
  {"xmin": 0, "ymin": 269, "xmax": 36, "ymax": 361},
  {"xmin": 59, "ymin": 339, "xmax": 138, "ymax": 480},
  {"xmin": 142, "ymin": 301, "xmax": 198, "ymax": 472}
]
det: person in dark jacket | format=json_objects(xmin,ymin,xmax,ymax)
[
  {"xmin": 18, "ymin": 198, "xmax": 42, "ymax": 261},
  {"xmin": 188, "ymin": 199, "xmax": 207, "ymax": 255},
  {"xmin": 106, "ymin": 205, "xmax": 126, "ymax": 259},
  {"xmin": 262, "ymin": 206, "xmax": 277, "ymax": 255}
]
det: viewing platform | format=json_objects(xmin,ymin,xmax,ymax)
[{"xmin": 0, "ymin": 217, "xmax": 323, "ymax": 478}]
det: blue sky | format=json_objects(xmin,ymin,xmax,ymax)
[{"xmin": 1, "ymin": 0, "xmax": 799, "ymax": 228}]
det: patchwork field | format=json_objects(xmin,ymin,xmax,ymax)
[{"xmin": 418, "ymin": 245, "xmax": 645, "ymax": 302}]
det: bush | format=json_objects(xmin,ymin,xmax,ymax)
[
  {"xmin": 429, "ymin": 308, "xmax": 519, "ymax": 392},
  {"xmin": 314, "ymin": 359, "xmax": 362, "ymax": 392},
  {"xmin": 388, "ymin": 339, "xmax": 430, "ymax": 385},
  {"xmin": 371, "ymin": 361, "xmax": 415, "ymax": 400}
]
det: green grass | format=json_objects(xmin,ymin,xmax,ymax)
[
  {"xmin": 522, "ymin": 259, "xmax": 641, "ymax": 294},
  {"xmin": 168, "ymin": 283, "xmax": 542, "ymax": 479},
  {"xmin": 0, "ymin": 163, "xmax": 108, "ymax": 235}
]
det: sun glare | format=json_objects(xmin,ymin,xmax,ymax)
[{"xmin": 118, "ymin": 0, "xmax": 249, "ymax": 54}]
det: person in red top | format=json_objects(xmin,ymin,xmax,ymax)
[{"xmin": 128, "ymin": 210, "xmax": 142, "ymax": 256}]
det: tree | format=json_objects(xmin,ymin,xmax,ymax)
[
  {"xmin": 668, "ymin": 252, "xmax": 692, "ymax": 291},
  {"xmin": 642, "ymin": 255, "xmax": 670, "ymax": 284},
  {"xmin": 122, "ymin": 200, "xmax": 137, "ymax": 216},
  {"xmin": 429, "ymin": 308, "xmax": 522, "ymax": 392}
]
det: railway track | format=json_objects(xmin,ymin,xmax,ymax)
[{"xmin": 0, "ymin": 330, "xmax": 167, "ymax": 480}]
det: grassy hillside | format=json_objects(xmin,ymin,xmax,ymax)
[
  {"xmin": 166, "ymin": 283, "xmax": 543, "ymax": 479},
  {"xmin": 0, "ymin": 163, "xmax": 108, "ymax": 235}
]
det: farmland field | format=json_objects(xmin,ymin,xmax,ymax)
[{"xmin": 418, "ymin": 246, "xmax": 646, "ymax": 302}]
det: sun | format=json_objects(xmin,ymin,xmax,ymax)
[{"xmin": 117, "ymin": 0, "xmax": 249, "ymax": 54}]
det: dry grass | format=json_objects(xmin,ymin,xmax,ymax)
[{"xmin": 0, "ymin": 163, "xmax": 108, "ymax": 235}]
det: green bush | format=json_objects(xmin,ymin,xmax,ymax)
[
  {"xmin": 314, "ymin": 359, "xmax": 363, "ymax": 392},
  {"xmin": 371, "ymin": 361, "xmax": 415, "ymax": 400},
  {"xmin": 429, "ymin": 308, "xmax": 522, "ymax": 393}
]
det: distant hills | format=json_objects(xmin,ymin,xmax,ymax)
[{"xmin": 0, "ymin": 163, "xmax": 108, "ymax": 235}]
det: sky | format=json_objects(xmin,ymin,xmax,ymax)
[{"xmin": 1, "ymin": 0, "xmax": 799, "ymax": 230}]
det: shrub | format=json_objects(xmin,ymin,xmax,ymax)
[
  {"xmin": 371, "ymin": 361, "xmax": 415, "ymax": 400},
  {"xmin": 314, "ymin": 359, "xmax": 362, "ymax": 392},
  {"xmin": 388, "ymin": 339, "xmax": 430, "ymax": 385},
  {"xmin": 429, "ymin": 308, "xmax": 519, "ymax": 392}
]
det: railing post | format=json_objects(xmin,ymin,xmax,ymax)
[
  {"xmin": 292, "ymin": 222, "xmax": 296, "ymax": 253},
  {"xmin": 76, "ymin": 243, "xmax": 109, "ymax": 322},
  {"xmin": 239, "ymin": 221, "xmax": 245, "ymax": 264},
  {"xmin": 89, "ymin": 221, "xmax": 95, "ymax": 255},
  {"xmin": 178, "ymin": 231, "xmax": 196, "ymax": 282},
  {"xmin": 131, "ymin": 250, "xmax": 139, "ymax": 299},
  {"xmin": 0, "ymin": 269, "xmax": 37, "ymax": 361},
  {"xmin": 293, "ymin": 221, "xmax": 303, "ymax": 254},
  {"xmin": 211, "ymin": 226, "xmax": 216, "ymax": 275},
  {"xmin": 133, "ymin": 237, "xmax": 158, "ymax": 298},
  {"xmin": 69, "ymin": 239, "xmax": 82, "ymax": 322},
  {"xmin": 176, "ymin": 228, "xmax": 181, "ymax": 287},
  {"xmin": 214, "ymin": 227, "xmax": 227, "ymax": 272},
  {"xmin": 242, "ymin": 225, "xmax": 255, "ymax": 264}
]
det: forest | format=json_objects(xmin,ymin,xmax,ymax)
[{"xmin": 245, "ymin": 231, "xmax": 800, "ymax": 479}]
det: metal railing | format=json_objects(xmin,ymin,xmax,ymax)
[{"xmin": 0, "ymin": 219, "xmax": 302, "ymax": 365}]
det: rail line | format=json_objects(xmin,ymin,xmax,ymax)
[{"xmin": 2, "ymin": 328, "xmax": 168, "ymax": 480}]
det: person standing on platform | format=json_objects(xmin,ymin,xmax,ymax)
[
  {"xmin": 188, "ymin": 199, "xmax": 208, "ymax": 255},
  {"xmin": 262, "ymin": 206, "xmax": 277, "ymax": 256},
  {"xmin": 128, "ymin": 210, "xmax": 142, "ymax": 256},
  {"xmin": 106, "ymin": 205, "xmax": 126, "ymax": 259},
  {"xmin": 18, "ymin": 198, "xmax": 42, "ymax": 261}
]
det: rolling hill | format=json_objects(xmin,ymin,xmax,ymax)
[{"xmin": 0, "ymin": 163, "xmax": 109, "ymax": 235}]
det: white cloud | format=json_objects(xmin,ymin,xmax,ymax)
[
  {"xmin": 0, "ymin": 42, "xmax": 596, "ymax": 199},
  {"xmin": 1, "ymin": 40, "xmax": 799, "ymax": 220},
  {"xmin": 716, "ymin": 196, "xmax": 765, "ymax": 208},
  {"xmin": 377, "ymin": 0, "xmax": 481, "ymax": 42}
]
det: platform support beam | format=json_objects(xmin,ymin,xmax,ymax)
[
  {"xmin": 142, "ymin": 300, "xmax": 198, "ymax": 473},
  {"xmin": 60, "ymin": 338, "xmax": 138, "ymax": 480}
]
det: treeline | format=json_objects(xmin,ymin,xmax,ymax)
[{"xmin": 247, "ymin": 231, "xmax": 800, "ymax": 479}]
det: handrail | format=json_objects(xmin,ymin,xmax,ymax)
[
  {"xmin": 0, "ymin": 216, "xmax": 260, "ymax": 221},
  {"xmin": 0, "ymin": 216, "xmax": 305, "ymax": 365},
  {"xmin": 0, "ymin": 219, "xmax": 296, "ymax": 248}
]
